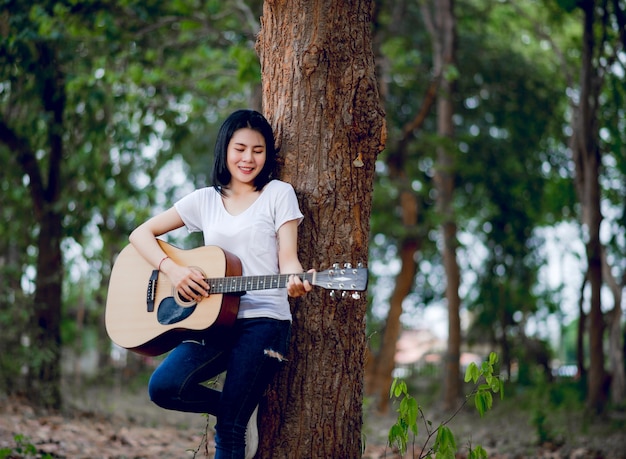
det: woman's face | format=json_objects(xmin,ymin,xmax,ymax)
[{"xmin": 226, "ymin": 128, "xmax": 267, "ymax": 188}]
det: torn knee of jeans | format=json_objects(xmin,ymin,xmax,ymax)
[{"xmin": 264, "ymin": 349, "xmax": 287, "ymax": 362}]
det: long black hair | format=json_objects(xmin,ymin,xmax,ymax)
[{"xmin": 211, "ymin": 109, "xmax": 277, "ymax": 194}]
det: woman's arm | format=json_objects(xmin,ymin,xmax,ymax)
[
  {"xmin": 277, "ymin": 219, "xmax": 313, "ymax": 298},
  {"xmin": 129, "ymin": 207, "xmax": 209, "ymax": 302}
]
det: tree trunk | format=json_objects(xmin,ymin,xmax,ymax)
[
  {"xmin": 602, "ymin": 250, "xmax": 625, "ymax": 404},
  {"xmin": 584, "ymin": 148, "xmax": 605, "ymax": 413},
  {"xmin": 256, "ymin": 1, "xmax": 385, "ymax": 457},
  {"xmin": 422, "ymin": 0, "xmax": 461, "ymax": 410},
  {"xmin": 6, "ymin": 42, "xmax": 67, "ymax": 410},
  {"xmin": 0, "ymin": 242, "xmax": 28, "ymax": 394},
  {"xmin": 29, "ymin": 209, "xmax": 64, "ymax": 409},
  {"xmin": 363, "ymin": 5, "xmax": 441, "ymax": 412},
  {"xmin": 571, "ymin": 1, "xmax": 606, "ymax": 413},
  {"xmin": 369, "ymin": 236, "xmax": 420, "ymax": 413},
  {"xmin": 576, "ymin": 275, "xmax": 587, "ymax": 380}
]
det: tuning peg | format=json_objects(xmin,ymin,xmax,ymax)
[
  {"xmin": 341, "ymin": 291, "xmax": 347, "ymax": 298},
  {"xmin": 329, "ymin": 290, "xmax": 336, "ymax": 298},
  {"xmin": 351, "ymin": 292, "xmax": 361, "ymax": 300},
  {"xmin": 344, "ymin": 263, "xmax": 352, "ymax": 269}
]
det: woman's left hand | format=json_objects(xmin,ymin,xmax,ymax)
[{"xmin": 287, "ymin": 270, "xmax": 314, "ymax": 298}]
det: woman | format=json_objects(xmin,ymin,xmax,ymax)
[{"xmin": 128, "ymin": 109, "xmax": 312, "ymax": 458}]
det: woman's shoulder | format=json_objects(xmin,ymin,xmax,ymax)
[
  {"xmin": 189, "ymin": 186, "xmax": 219, "ymax": 197},
  {"xmin": 264, "ymin": 179, "xmax": 296, "ymax": 194},
  {"xmin": 177, "ymin": 186, "xmax": 219, "ymax": 204}
]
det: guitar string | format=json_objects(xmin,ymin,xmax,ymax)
[{"xmin": 203, "ymin": 273, "xmax": 316, "ymax": 294}]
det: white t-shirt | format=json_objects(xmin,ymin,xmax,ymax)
[{"xmin": 174, "ymin": 180, "xmax": 303, "ymax": 321}]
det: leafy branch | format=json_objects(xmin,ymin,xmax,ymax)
[{"xmin": 388, "ymin": 352, "xmax": 503, "ymax": 458}]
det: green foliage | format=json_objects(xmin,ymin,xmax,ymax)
[
  {"xmin": 527, "ymin": 376, "xmax": 586, "ymax": 445},
  {"xmin": 555, "ymin": 0, "xmax": 582, "ymax": 12},
  {"xmin": 433, "ymin": 426, "xmax": 456, "ymax": 459},
  {"xmin": 0, "ymin": 434, "xmax": 54, "ymax": 459},
  {"xmin": 368, "ymin": 0, "xmax": 582, "ymax": 359},
  {"xmin": 468, "ymin": 444, "xmax": 489, "ymax": 459},
  {"xmin": 388, "ymin": 353, "xmax": 503, "ymax": 458},
  {"xmin": 464, "ymin": 352, "xmax": 504, "ymax": 417},
  {"xmin": 388, "ymin": 378, "xmax": 420, "ymax": 455},
  {"xmin": 0, "ymin": 0, "xmax": 263, "ymax": 403}
]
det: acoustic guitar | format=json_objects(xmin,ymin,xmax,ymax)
[{"xmin": 105, "ymin": 240, "xmax": 368, "ymax": 356}]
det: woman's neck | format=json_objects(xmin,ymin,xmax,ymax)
[
  {"xmin": 221, "ymin": 183, "xmax": 261, "ymax": 215},
  {"xmin": 226, "ymin": 182, "xmax": 257, "ymax": 197}
]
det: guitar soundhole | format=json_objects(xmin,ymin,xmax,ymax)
[
  {"xmin": 157, "ymin": 297, "xmax": 196, "ymax": 325},
  {"xmin": 169, "ymin": 265, "xmax": 207, "ymax": 308}
]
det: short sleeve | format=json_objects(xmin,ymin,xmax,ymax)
[
  {"xmin": 174, "ymin": 188, "xmax": 208, "ymax": 233},
  {"xmin": 271, "ymin": 181, "xmax": 304, "ymax": 231}
]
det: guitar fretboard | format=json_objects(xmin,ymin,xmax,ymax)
[{"xmin": 205, "ymin": 272, "xmax": 315, "ymax": 294}]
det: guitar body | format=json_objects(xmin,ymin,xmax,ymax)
[{"xmin": 105, "ymin": 240, "xmax": 242, "ymax": 356}]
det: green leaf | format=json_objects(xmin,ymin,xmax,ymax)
[
  {"xmin": 469, "ymin": 445, "xmax": 489, "ymax": 459},
  {"xmin": 434, "ymin": 426, "xmax": 457, "ymax": 459},
  {"xmin": 390, "ymin": 378, "xmax": 399, "ymax": 398},
  {"xmin": 464, "ymin": 362, "xmax": 480, "ymax": 383},
  {"xmin": 474, "ymin": 393, "xmax": 487, "ymax": 417}
]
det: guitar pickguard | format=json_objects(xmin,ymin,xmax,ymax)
[{"xmin": 157, "ymin": 297, "xmax": 196, "ymax": 325}]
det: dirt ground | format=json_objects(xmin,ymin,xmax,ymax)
[{"xmin": 1, "ymin": 384, "xmax": 625, "ymax": 459}]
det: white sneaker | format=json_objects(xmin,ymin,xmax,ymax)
[{"xmin": 244, "ymin": 405, "xmax": 259, "ymax": 459}]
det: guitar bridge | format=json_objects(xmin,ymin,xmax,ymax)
[{"xmin": 147, "ymin": 270, "xmax": 159, "ymax": 312}]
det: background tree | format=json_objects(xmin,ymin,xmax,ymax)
[
  {"xmin": 423, "ymin": 0, "xmax": 462, "ymax": 411},
  {"xmin": 365, "ymin": 0, "xmax": 433, "ymax": 413},
  {"xmin": 365, "ymin": 0, "xmax": 572, "ymax": 413},
  {"xmin": 0, "ymin": 0, "xmax": 262, "ymax": 408},
  {"xmin": 256, "ymin": 0, "xmax": 386, "ymax": 457},
  {"xmin": 565, "ymin": 0, "xmax": 625, "ymax": 411}
]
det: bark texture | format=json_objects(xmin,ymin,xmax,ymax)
[{"xmin": 256, "ymin": 1, "xmax": 386, "ymax": 457}]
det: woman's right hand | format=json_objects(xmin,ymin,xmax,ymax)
[{"xmin": 161, "ymin": 258, "xmax": 210, "ymax": 302}]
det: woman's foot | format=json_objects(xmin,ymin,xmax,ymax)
[{"xmin": 245, "ymin": 405, "xmax": 259, "ymax": 459}]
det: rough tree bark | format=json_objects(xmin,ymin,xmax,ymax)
[
  {"xmin": 256, "ymin": 1, "xmax": 386, "ymax": 457},
  {"xmin": 257, "ymin": 0, "xmax": 386, "ymax": 458}
]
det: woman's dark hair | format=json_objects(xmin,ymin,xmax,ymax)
[{"xmin": 211, "ymin": 109, "xmax": 277, "ymax": 194}]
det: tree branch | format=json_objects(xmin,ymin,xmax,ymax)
[{"xmin": 0, "ymin": 120, "xmax": 45, "ymax": 218}]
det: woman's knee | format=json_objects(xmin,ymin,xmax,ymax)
[{"xmin": 148, "ymin": 371, "xmax": 178, "ymax": 408}]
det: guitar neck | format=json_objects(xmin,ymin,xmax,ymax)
[{"xmin": 205, "ymin": 272, "xmax": 315, "ymax": 294}]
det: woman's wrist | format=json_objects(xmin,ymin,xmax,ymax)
[{"xmin": 158, "ymin": 256, "xmax": 170, "ymax": 271}]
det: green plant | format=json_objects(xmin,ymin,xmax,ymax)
[
  {"xmin": 388, "ymin": 352, "xmax": 503, "ymax": 458},
  {"xmin": 0, "ymin": 434, "xmax": 54, "ymax": 459}
]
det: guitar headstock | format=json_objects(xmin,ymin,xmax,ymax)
[{"xmin": 312, "ymin": 263, "xmax": 368, "ymax": 294}]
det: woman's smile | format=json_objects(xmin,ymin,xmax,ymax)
[{"xmin": 227, "ymin": 128, "xmax": 267, "ymax": 187}]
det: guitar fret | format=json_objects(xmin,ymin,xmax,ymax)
[
  {"xmin": 207, "ymin": 275, "xmax": 292, "ymax": 292},
  {"xmin": 206, "ymin": 270, "xmax": 364, "ymax": 294}
]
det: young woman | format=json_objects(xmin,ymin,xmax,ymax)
[{"xmin": 128, "ymin": 109, "xmax": 312, "ymax": 459}]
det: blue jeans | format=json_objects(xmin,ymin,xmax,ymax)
[{"xmin": 148, "ymin": 318, "xmax": 291, "ymax": 459}]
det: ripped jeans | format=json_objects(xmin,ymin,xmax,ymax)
[{"xmin": 148, "ymin": 317, "xmax": 291, "ymax": 459}]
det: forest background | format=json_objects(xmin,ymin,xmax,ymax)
[{"xmin": 1, "ymin": 0, "xmax": 625, "ymax": 458}]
